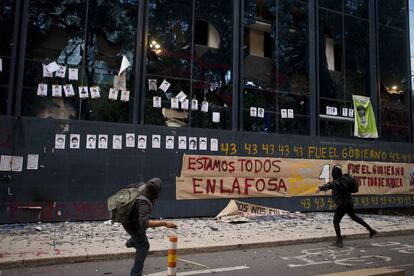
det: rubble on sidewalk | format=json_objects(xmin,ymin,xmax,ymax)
[{"xmin": 1, "ymin": 212, "xmax": 414, "ymax": 268}]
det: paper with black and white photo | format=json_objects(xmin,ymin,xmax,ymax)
[
  {"xmin": 113, "ymin": 135, "xmax": 123, "ymax": 150},
  {"xmin": 42, "ymin": 64, "xmax": 53, "ymax": 77},
  {"xmin": 348, "ymin": 108, "xmax": 354, "ymax": 118},
  {"xmin": 191, "ymin": 99, "xmax": 198, "ymax": 111},
  {"xmin": 27, "ymin": 154, "xmax": 39, "ymax": 170},
  {"xmin": 189, "ymin": 137, "xmax": 197, "ymax": 150},
  {"xmin": 45, "ymin": 61, "xmax": 60, "ymax": 74},
  {"xmin": 52, "ymin": 84, "xmax": 62, "ymax": 97},
  {"xmin": 176, "ymin": 91, "xmax": 187, "ymax": 102},
  {"xmin": 250, "ymin": 107, "xmax": 257, "ymax": 117},
  {"xmin": 11, "ymin": 156, "xmax": 24, "ymax": 172},
  {"xmin": 178, "ymin": 136, "xmax": 187, "ymax": 149},
  {"xmin": 342, "ymin": 108, "xmax": 348, "ymax": 117},
  {"xmin": 326, "ymin": 106, "xmax": 332, "ymax": 115},
  {"xmin": 63, "ymin": 84, "xmax": 75, "ymax": 97},
  {"xmin": 137, "ymin": 135, "xmax": 147, "ymax": 149},
  {"xmin": 68, "ymin": 68, "xmax": 79, "ymax": 81},
  {"xmin": 114, "ymin": 72, "xmax": 127, "ymax": 91},
  {"xmin": 148, "ymin": 79, "xmax": 158, "ymax": 91},
  {"xmin": 181, "ymin": 99, "xmax": 189, "ymax": 110},
  {"xmin": 258, "ymin": 108, "xmax": 265, "ymax": 118},
  {"xmin": 199, "ymin": 137, "xmax": 207, "ymax": 150},
  {"xmin": 210, "ymin": 138, "xmax": 218, "ymax": 151},
  {"xmin": 152, "ymin": 134, "xmax": 161, "ymax": 148},
  {"xmin": 212, "ymin": 112, "xmax": 220, "ymax": 123},
  {"xmin": 86, "ymin": 134, "xmax": 97, "ymax": 149},
  {"xmin": 331, "ymin": 107, "xmax": 338, "ymax": 116},
  {"xmin": 281, "ymin": 109, "xmax": 287, "ymax": 119},
  {"xmin": 109, "ymin": 88, "xmax": 119, "ymax": 100},
  {"xmin": 55, "ymin": 65, "xmax": 66, "ymax": 78},
  {"xmin": 165, "ymin": 135, "xmax": 175, "ymax": 149},
  {"xmin": 201, "ymin": 101, "xmax": 209, "ymax": 113},
  {"xmin": 159, "ymin": 80, "xmax": 171, "ymax": 93},
  {"xmin": 0, "ymin": 155, "xmax": 12, "ymax": 171},
  {"xmin": 153, "ymin": 96, "xmax": 162, "ymax": 108},
  {"xmin": 37, "ymin": 83, "xmax": 48, "ymax": 97},
  {"xmin": 287, "ymin": 109, "xmax": 294, "ymax": 119},
  {"xmin": 171, "ymin": 98, "xmax": 179, "ymax": 109},
  {"xmin": 78, "ymin": 86, "xmax": 89, "ymax": 99},
  {"xmin": 120, "ymin": 90, "xmax": 130, "ymax": 102},
  {"xmin": 90, "ymin": 86, "xmax": 101, "ymax": 99},
  {"xmin": 126, "ymin": 133, "xmax": 135, "ymax": 148},
  {"xmin": 70, "ymin": 134, "xmax": 80, "ymax": 149},
  {"xmin": 98, "ymin": 135, "xmax": 108, "ymax": 149},
  {"xmin": 55, "ymin": 134, "xmax": 66, "ymax": 149}
]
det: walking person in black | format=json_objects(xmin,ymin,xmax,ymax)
[
  {"xmin": 319, "ymin": 165, "xmax": 377, "ymax": 247},
  {"xmin": 122, "ymin": 178, "xmax": 177, "ymax": 276}
]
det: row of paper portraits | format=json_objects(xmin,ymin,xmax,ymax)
[{"xmin": 55, "ymin": 134, "xmax": 219, "ymax": 151}]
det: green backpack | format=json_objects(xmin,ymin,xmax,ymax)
[{"xmin": 107, "ymin": 184, "xmax": 153, "ymax": 224}]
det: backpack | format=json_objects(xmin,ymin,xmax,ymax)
[
  {"xmin": 107, "ymin": 184, "xmax": 153, "ymax": 224},
  {"xmin": 342, "ymin": 174, "xmax": 359, "ymax": 193}
]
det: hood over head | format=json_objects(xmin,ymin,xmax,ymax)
[{"xmin": 143, "ymin": 177, "xmax": 162, "ymax": 200}]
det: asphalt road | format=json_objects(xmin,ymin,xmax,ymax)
[{"xmin": 2, "ymin": 235, "xmax": 414, "ymax": 276}]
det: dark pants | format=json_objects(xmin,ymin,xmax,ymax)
[
  {"xmin": 334, "ymin": 201, "xmax": 373, "ymax": 241},
  {"xmin": 128, "ymin": 230, "xmax": 150, "ymax": 276}
]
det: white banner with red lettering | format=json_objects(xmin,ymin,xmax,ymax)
[{"xmin": 176, "ymin": 155, "xmax": 414, "ymax": 199}]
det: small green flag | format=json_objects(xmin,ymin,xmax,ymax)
[{"xmin": 353, "ymin": 95, "xmax": 378, "ymax": 138}]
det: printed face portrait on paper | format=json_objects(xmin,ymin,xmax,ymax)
[
  {"xmin": 86, "ymin": 135, "xmax": 97, "ymax": 149},
  {"xmin": 148, "ymin": 79, "xmax": 157, "ymax": 91},
  {"xmin": 126, "ymin": 134, "xmax": 135, "ymax": 147},
  {"xmin": 199, "ymin": 137, "xmax": 207, "ymax": 150},
  {"xmin": 70, "ymin": 134, "xmax": 80, "ymax": 149},
  {"xmin": 113, "ymin": 135, "xmax": 122, "ymax": 149},
  {"xmin": 210, "ymin": 138, "xmax": 218, "ymax": 151},
  {"xmin": 55, "ymin": 134, "xmax": 66, "ymax": 149},
  {"xmin": 178, "ymin": 136, "xmax": 187, "ymax": 149},
  {"xmin": 98, "ymin": 135, "xmax": 108, "ymax": 149},
  {"xmin": 152, "ymin": 135, "xmax": 161, "ymax": 148},
  {"xmin": 189, "ymin": 137, "xmax": 197, "ymax": 150},
  {"xmin": 166, "ymin": 136, "xmax": 174, "ymax": 149},
  {"xmin": 138, "ymin": 135, "xmax": 147, "ymax": 149}
]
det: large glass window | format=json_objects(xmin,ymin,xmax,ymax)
[
  {"xmin": 0, "ymin": 0, "xmax": 15, "ymax": 115},
  {"xmin": 21, "ymin": 0, "xmax": 137, "ymax": 123},
  {"xmin": 243, "ymin": 0, "xmax": 310, "ymax": 135},
  {"xmin": 144, "ymin": 0, "xmax": 233, "ymax": 130},
  {"xmin": 318, "ymin": 0, "xmax": 370, "ymax": 138},
  {"xmin": 378, "ymin": 0, "xmax": 410, "ymax": 142}
]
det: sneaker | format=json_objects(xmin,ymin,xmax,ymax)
[
  {"xmin": 369, "ymin": 230, "xmax": 378, "ymax": 238},
  {"xmin": 331, "ymin": 240, "xmax": 343, "ymax": 248},
  {"xmin": 125, "ymin": 238, "xmax": 135, "ymax": 248}
]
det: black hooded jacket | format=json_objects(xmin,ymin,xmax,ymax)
[
  {"xmin": 122, "ymin": 178, "xmax": 161, "ymax": 234},
  {"xmin": 319, "ymin": 175, "xmax": 353, "ymax": 206}
]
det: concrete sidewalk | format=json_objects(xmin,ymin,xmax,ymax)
[{"xmin": 1, "ymin": 213, "xmax": 414, "ymax": 269}]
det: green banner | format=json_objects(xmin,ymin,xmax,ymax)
[{"xmin": 353, "ymin": 95, "xmax": 378, "ymax": 138}]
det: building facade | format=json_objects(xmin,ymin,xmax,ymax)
[{"xmin": 1, "ymin": 0, "xmax": 414, "ymax": 223}]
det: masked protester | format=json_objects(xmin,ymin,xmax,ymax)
[
  {"xmin": 318, "ymin": 166, "xmax": 377, "ymax": 247},
  {"xmin": 122, "ymin": 178, "xmax": 177, "ymax": 276}
]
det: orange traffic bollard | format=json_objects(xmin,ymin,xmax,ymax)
[{"xmin": 167, "ymin": 235, "xmax": 177, "ymax": 276}]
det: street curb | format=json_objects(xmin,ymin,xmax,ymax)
[{"xmin": 2, "ymin": 229, "xmax": 414, "ymax": 269}]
